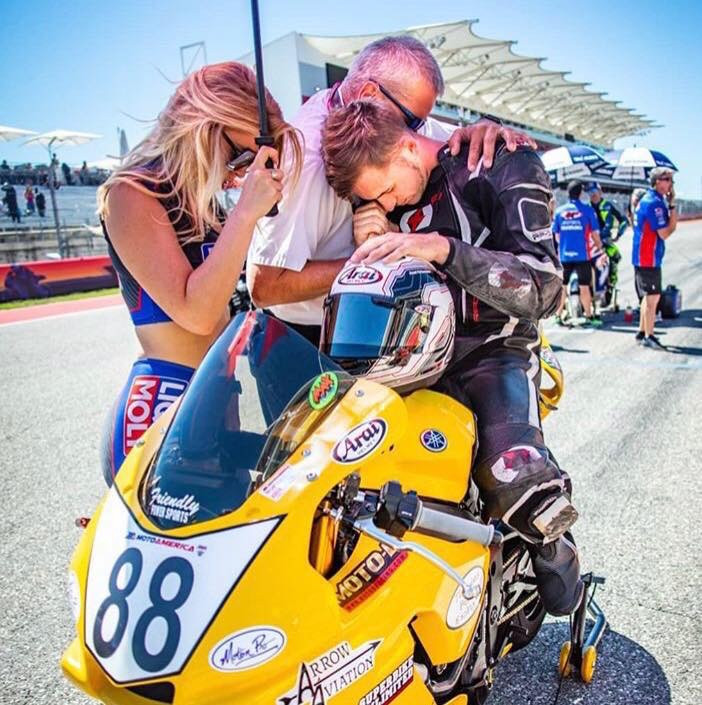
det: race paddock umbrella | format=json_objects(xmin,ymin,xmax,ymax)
[
  {"xmin": 0, "ymin": 125, "xmax": 37, "ymax": 142},
  {"xmin": 540, "ymin": 145, "xmax": 614, "ymax": 183},
  {"xmin": 23, "ymin": 129, "xmax": 102, "ymax": 256},
  {"xmin": 612, "ymin": 147, "xmax": 677, "ymax": 182}
]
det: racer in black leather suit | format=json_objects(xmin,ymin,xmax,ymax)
[{"xmin": 384, "ymin": 143, "xmax": 583, "ymax": 616}]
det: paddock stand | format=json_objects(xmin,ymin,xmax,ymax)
[{"xmin": 558, "ymin": 573, "xmax": 608, "ymax": 683}]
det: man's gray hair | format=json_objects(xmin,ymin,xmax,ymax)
[{"xmin": 344, "ymin": 35, "xmax": 444, "ymax": 100}]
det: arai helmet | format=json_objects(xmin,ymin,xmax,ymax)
[{"xmin": 321, "ymin": 258, "xmax": 455, "ymax": 393}]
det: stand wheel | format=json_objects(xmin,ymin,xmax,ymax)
[
  {"xmin": 580, "ymin": 645, "xmax": 597, "ymax": 683},
  {"xmin": 558, "ymin": 641, "xmax": 572, "ymax": 677}
]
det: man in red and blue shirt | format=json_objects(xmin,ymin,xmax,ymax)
[
  {"xmin": 552, "ymin": 181, "xmax": 602, "ymax": 325},
  {"xmin": 632, "ymin": 167, "xmax": 678, "ymax": 349}
]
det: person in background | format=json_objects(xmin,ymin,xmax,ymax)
[
  {"xmin": 585, "ymin": 182, "xmax": 627, "ymax": 244},
  {"xmin": 632, "ymin": 167, "xmax": 678, "ymax": 349},
  {"xmin": 80, "ymin": 160, "xmax": 89, "ymax": 185},
  {"xmin": 247, "ymin": 35, "xmax": 535, "ymax": 345},
  {"xmin": 2, "ymin": 183, "xmax": 21, "ymax": 223},
  {"xmin": 24, "ymin": 183, "xmax": 35, "ymax": 215},
  {"xmin": 61, "ymin": 162, "xmax": 73, "ymax": 186},
  {"xmin": 96, "ymin": 61, "xmax": 301, "ymax": 485},
  {"xmin": 35, "ymin": 188, "xmax": 46, "ymax": 217},
  {"xmin": 552, "ymin": 180, "xmax": 602, "ymax": 325}
]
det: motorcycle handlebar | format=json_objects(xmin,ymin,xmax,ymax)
[{"xmin": 412, "ymin": 502, "xmax": 499, "ymax": 547}]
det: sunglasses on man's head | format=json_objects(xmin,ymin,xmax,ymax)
[
  {"xmin": 371, "ymin": 80, "xmax": 425, "ymax": 132},
  {"xmin": 223, "ymin": 132, "xmax": 255, "ymax": 171},
  {"xmin": 657, "ymin": 176, "xmax": 673, "ymax": 182}
]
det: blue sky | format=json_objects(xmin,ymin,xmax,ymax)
[{"xmin": 1, "ymin": 0, "xmax": 700, "ymax": 198}]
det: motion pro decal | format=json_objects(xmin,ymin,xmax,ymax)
[
  {"xmin": 332, "ymin": 419, "xmax": 387, "ymax": 464},
  {"xmin": 277, "ymin": 639, "xmax": 381, "ymax": 705},
  {"xmin": 209, "ymin": 626, "xmax": 286, "ymax": 672}
]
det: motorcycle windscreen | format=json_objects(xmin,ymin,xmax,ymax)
[
  {"xmin": 140, "ymin": 311, "xmax": 342, "ymax": 529},
  {"xmin": 322, "ymin": 293, "xmax": 431, "ymax": 368}
]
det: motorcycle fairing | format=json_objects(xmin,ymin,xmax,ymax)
[{"xmin": 83, "ymin": 486, "xmax": 283, "ymax": 684}]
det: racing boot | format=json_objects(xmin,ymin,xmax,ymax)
[{"xmin": 528, "ymin": 534, "xmax": 584, "ymax": 617}]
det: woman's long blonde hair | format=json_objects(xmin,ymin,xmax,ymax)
[{"xmin": 97, "ymin": 61, "xmax": 301, "ymax": 241}]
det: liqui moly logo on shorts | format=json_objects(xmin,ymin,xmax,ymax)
[
  {"xmin": 123, "ymin": 375, "xmax": 187, "ymax": 455},
  {"xmin": 338, "ymin": 265, "xmax": 383, "ymax": 286},
  {"xmin": 332, "ymin": 418, "xmax": 387, "ymax": 464}
]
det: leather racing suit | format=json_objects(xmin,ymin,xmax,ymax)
[{"xmin": 389, "ymin": 143, "xmax": 582, "ymax": 615}]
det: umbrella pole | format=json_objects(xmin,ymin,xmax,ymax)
[{"xmin": 46, "ymin": 139, "xmax": 64, "ymax": 257}]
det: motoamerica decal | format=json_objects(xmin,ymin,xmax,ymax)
[
  {"xmin": 332, "ymin": 418, "xmax": 387, "ymax": 464},
  {"xmin": 358, "ymin": 656, "xmax": 414, "ymax": 705},
  {"xmin": 277, "ymin": 639, "xmax": 381, "ymax": 705},
  {"xmin": 336, "ymin": 543, "xmax": 408, "ymax": 611}
]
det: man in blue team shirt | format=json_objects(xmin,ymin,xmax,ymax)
[
  {"xmin": 552, "ymin": 181, "xmax": 602, "ymax": 326},
  {"xmin": 632, "ymin": 167, "xmax": 678, "ymax": 349}
]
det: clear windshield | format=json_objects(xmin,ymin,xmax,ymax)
[{"xmin": 140, "ymin": 312, "xmax": 344, "ymax": 529}]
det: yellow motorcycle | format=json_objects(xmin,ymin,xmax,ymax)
[{"xmin": 62, "ymin": 311, "xmax": 605, "ymax": 705}]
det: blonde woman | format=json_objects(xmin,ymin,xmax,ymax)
[{"xmin": 98, "ymin": 61, "xmax": 301, "ymax": 484}]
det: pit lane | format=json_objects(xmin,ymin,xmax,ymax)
[{"xmin": 1, "ymin": 220, "xmax": 699, "ymax": 705}]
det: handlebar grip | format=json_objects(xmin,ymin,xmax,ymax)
[
  {"xmin": 413, "ymin": 504, "xmax": 497, "ymax": 547},
  {"xmin": 265, "ymin": 157, "xmax": 278, "ymax": 217}
]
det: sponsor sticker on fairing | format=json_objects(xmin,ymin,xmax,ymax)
[
  {"xmin": 332, "ymin": 418, "xmax": 387, "ymax": 464},
  {"xmin": 278, "ymin": 639, "xmax": 381, "ymax": 705},
  {"xmin": 358, "ymin": 656, "xmax": 414, "ymax": 705},
  {"xmin": 123, "ymin": 375, "xmax": 187, "ymax": 455},
  {"xmin": 420, "ymin": 429, "xmax": 447, "ymax": 452},
  {"xmin": 336, "ymin": 543, "xmax": 408, "ymax": 611},
  {"xmin": 258, "ymin": 463, "xmax": 299, "ymax": 502},
  {"xmin": 147, "ymin": 477, "xmax": 200, "ymax": 524},
  {"xmin": 209, "ymin": 626, "xmax": 286, "ymax": 672},
  {"xmin": 309, "ymin": 372, "xmax": 339, "ymax": 410}
]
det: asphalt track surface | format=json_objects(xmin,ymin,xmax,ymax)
[{"xmin": 1, "ymin": 220, "xmax": 700, "ymax": 705}]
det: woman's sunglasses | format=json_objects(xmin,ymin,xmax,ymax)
[
  {"xmin": 371, "ymin": 80, "xmax": 425, "ymax": 131},
  {"xmin": 223, "ymin": 132, "xmax": 256, "ymax": 171}
]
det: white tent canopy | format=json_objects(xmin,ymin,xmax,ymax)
[{"xmin": 302, "ymin": 21, "xmax": 657, "ymax": 147}]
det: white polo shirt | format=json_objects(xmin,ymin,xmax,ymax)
[{"xmin": 246, "ymin": 88, "xmax": 453, "ymax": 325}]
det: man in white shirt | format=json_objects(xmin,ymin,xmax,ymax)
[{"xmin": 247, "ymin": 35, "xmax": 534, "ymax": 343}]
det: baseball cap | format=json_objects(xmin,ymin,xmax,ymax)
[{"xmin": 585, "ymin": 181, "xmax": 601, "ymax": 193}]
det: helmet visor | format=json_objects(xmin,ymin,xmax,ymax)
[{"xmin": 322, "ymin": 293, "xmax": 431, "ymax": 362}]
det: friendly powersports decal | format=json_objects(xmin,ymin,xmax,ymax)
[
  {"xmin": 336, "ymin": 543, "xmax": 408, "ymax": 611},
  {"xmin": 84, "ymin": 487, "xmax": 282, "ymax": 684},
  {"xmin": 309, "ymin": 372, "xmax": 339, "ymax": 411},
  {"xmin": 278, "ymin": 639, "xmax": 381, "ymax": 705}
]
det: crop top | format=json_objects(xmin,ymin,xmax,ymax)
[{"xmin": 102, "ymin": 172, "xmax": 221, "ymax": 326}]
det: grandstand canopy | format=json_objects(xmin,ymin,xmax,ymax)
[{"xmin": 302, "ymin": 21, "xmax": 658, "ymax": 148}]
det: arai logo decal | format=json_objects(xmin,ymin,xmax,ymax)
[
  {"xmin": 332, "ymin": 418, "xmax": 387, "ymax": 464},
  {"xmin": 210, "ymin": 626, "xmax": 286, "ymax": 672},
  {"xmin": 338, "ymin": 265, "xmax": 383, "ymax": 286}
]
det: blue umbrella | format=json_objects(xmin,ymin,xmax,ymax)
[
  {"xmin": 612, "ymin": 147, "xmax": 677, "ymax": 181},
  {"xmin": 540, "ymin": 145, "xmax": 614, "ymax": 182}
]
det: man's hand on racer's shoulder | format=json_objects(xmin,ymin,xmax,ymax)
[
  {"xmin": 352, "ymin": 202, "xmax": 399, "ymax": 247},
  {"xmin": 447, "ymin": 120, "xmax": 536, "ymax": 172},
  {"xmin": 351, "ymin": 231, "xmax": 450, "ymax": 266}
]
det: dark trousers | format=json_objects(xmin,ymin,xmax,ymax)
[{"xmin": 434, "ymin": 338, "xmax": 568, "ymax": 541}]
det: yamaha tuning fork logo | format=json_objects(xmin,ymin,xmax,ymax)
[{"xmin": 420, "ymin": 429, "xmax": 447, "ymax": 452}]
